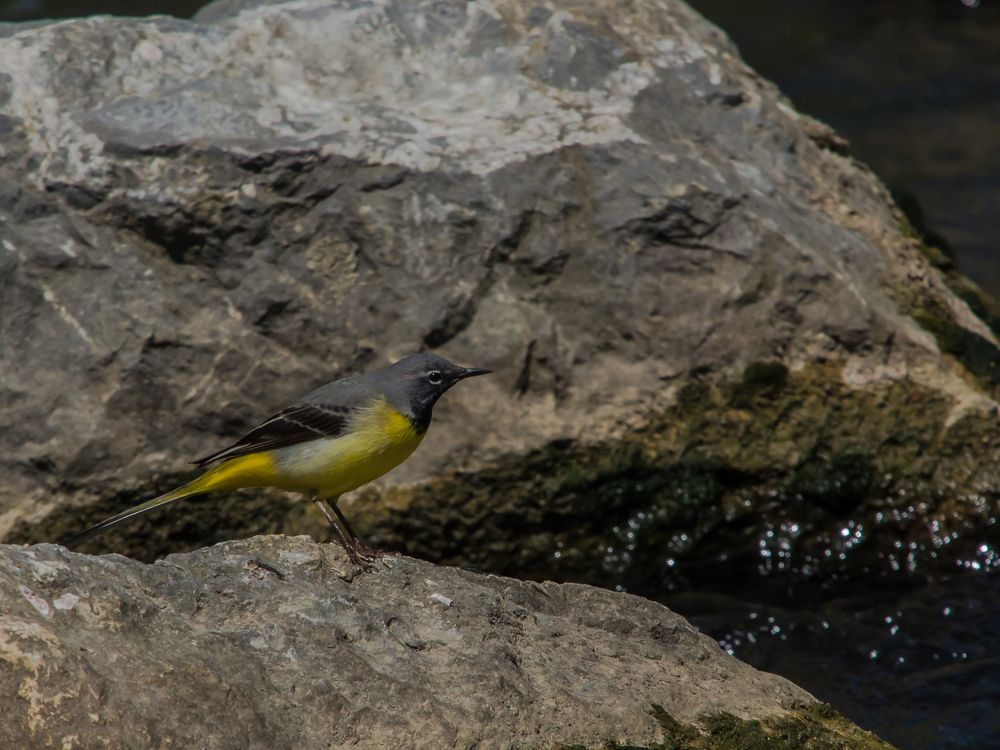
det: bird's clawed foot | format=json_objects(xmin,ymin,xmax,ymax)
[
  {"xmin": 350, "ymin": 539, "xmax": 391, "ymax": 562},
  {"xmin": 341, "ymin": 540, "xmax": 374, "ymax": 568},
  {"xmin": 341, "ymin": 539, "xmax": 386, "ymax": 568},
  {"xmin": 313, "ymin": 497, "xmax": 388, "ymax": 569}
]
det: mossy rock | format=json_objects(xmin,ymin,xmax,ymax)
[
  {"xmin": 557, "ymin": 703, "xmax": 895, "ymax": 749},
  {"xmin": 895, "ymin": 214, "xmax": 1000, "ymax": 392},
  {"xmin": 729, "ymin": 361, "xmax": 789, "ymax": 408},
  {"xmin": 16, "ymin": 359, "xmax": 1000, "ymax": 589},
  {"xmin": 355, "ymin": 360, "xmax": 1000, "ymax": 590},
  {"xmin": 910, "ymin": 298, "xmax": 1000, "ymax": 388}
]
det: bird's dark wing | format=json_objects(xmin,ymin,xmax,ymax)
[{"xmin": 191, "ymin": 401, "xmax": 353, "ymax": 466}]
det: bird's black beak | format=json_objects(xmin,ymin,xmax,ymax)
[{"xmin": 457, "ymin": 367, "xmax": 492, "ymax": 380}]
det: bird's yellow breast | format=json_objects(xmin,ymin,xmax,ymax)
[{"xmin": 267, "ymin": 397, "xmax": 425, "ymax": 497}]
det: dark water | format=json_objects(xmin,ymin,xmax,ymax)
[
  {"xmin": 0, "ymin": 0, "xmax": 197, "ymax": 19},
  {"xmin": 3, "ymin": 1, "xmax": 1000, "ymax": 748},
  {"xmin": 664, "ymin": 575, "xmax": 1000, "ymax": 750},
  {"xmin": 650, "ymin": 6, "xmax": 1000, "ymax": 741}
]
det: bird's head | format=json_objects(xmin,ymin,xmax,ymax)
[{"xmin": 374, "ymin": 353, "xmax": 491, "ymax": 430}]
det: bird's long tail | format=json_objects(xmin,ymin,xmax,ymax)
[
  {"xmin": 62, "ymin": 480, "xmax": 204, "ymax": 548},
  {"xmin": 61, "ymin": 453, "xmax": 277, "ymax": 548}
]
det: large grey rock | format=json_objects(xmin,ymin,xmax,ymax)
[
  {"xmin": 0, "ymin": 0, "xmax": 997, "ymax": 582},
  {"xmin": 0, "ymin": 536, "xmax": 893, "ymax": 749}
]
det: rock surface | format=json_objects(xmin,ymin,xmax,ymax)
[
  {"xmin": 0, "ymin": 535, "xmax": 893, "ymax": 749},
  {"xmin": 0, "ymin": 0, "xmax": 998, "ymax": 582}
]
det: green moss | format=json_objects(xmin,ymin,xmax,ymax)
[
  {"xmin": 648, "ymin": 704, "xmax": 699, "ymax": 748},
  {"xmin": 894, "ymin": 191, "xmax": 956, "ymax": 267},
  {"xmin": 894, "ymin": 215, "xmax": 1000, "ymax": 393},
  {"xmin": 915, "ymin": 240, "xmax": 953, "ymax": 270},
  {"xmin": 730, "ymin": 361, "xmax": 789, "ymax": 408},
  {"xmin": 555, "ymin": 703, "xmax": 895, "ymax": 749},
  {"xmin": 692, "ymin": 704, "xmax": 895, "ymax": 749},
  {"xmin": 910, "ymin": 299, "xmax": 1000, "ymax": 388}
]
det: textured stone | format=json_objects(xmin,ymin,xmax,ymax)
[
  {"xmin": 0, "ymin": 0, "xmax": 998, "ymax": 578},
  {"xmin": 0, "ymin": 536, "xmax": 894, "ymax": 749}
]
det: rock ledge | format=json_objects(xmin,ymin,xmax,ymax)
[{"xmin": 0, "ymin": 536, "xmax": 891, "ymax": 749}]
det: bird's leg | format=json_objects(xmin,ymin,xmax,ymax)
[
  {"xmin": 327, "ymin": 496, "xmax": 387, "ymax": 561},
  {"xmin": 313, "ymin": 498, "xmax": 368, "ymax": 566},
  {"xmin": 327, "ymin": 497, "xmax": 360, "ymax": 541}
]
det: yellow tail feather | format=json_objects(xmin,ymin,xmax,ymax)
[{"xmin": 63, "ymin": 452, "xmax": 278, "ymax": 547}]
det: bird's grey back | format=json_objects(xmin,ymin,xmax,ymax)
[{"xmin": 299, "ymin": 372, "xmax": 382, "ymax": 412}]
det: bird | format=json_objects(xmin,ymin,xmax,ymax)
[{"xmin": 64, "ymin": 353, "xmax": 491, "ymax": 563}]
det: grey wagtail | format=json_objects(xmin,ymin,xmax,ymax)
[{"xmin": 65, "ymin": 353, "xmax": 491, "ymax": 562}]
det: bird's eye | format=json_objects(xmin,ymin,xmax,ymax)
[{"xmin": 426, "ymin": 370, "xmax": 443, "ymax": 385}]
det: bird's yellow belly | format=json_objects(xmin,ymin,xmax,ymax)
[{"xmin": 270, "ymin": 400, "xmax": 424, "ymax": 497}]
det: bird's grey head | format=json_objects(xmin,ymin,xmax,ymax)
[{"xmin": 372, "ymin": 353, "xmax": 491, "ymax": 432}]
